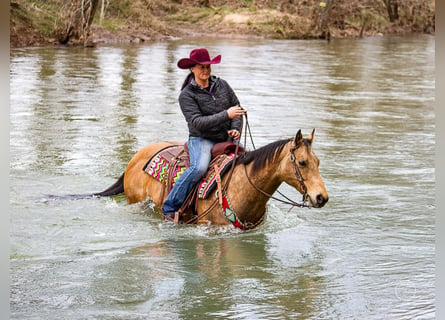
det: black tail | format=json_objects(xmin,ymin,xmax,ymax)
[
  {"xmin": 93, "ymin": 173, "xmax": 125, "ymax": 197},
  {"xmin": 44, "ymin": 173, "xmax": 125, "ymax": 200}
]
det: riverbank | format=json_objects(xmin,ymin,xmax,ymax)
[{"xmin": 10, "ymin": 0, "xmax": 435, "ymax": 48}]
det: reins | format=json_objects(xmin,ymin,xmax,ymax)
[
  {"xmin": 182, "ymin": 116, "xmax": 245, "ymax": 225},
  {"xmin": 183, "ymin": 110, "xmax": 309, "ymax": 226},
  {"xmin": 241, "ymin": 113, "xmax": 309, "ymax": 208}
]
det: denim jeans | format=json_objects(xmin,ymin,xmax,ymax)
[{"xmin": 161, "ymin": 136, "xmax": 216, "ymax": 213}]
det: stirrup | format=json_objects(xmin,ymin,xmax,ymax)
[{"xmin": 163, "ymin": 211, "xmax": 179, "ymax": 224}]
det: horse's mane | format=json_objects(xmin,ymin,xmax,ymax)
[{"xmin": 236, "ymin": 139, "xmax": 291, "ymax": 174}]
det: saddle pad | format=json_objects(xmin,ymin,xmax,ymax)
[
  {"xmin": 143, "ymin": 145, "xmax": 236, "ymax": 199},
  {"xmin": 198, "ymin": 154, "xmax": 236, "ymax": 199},
  {"xmin": 143, "ymin": 145, "xmax": 187, "ymax": 188}
]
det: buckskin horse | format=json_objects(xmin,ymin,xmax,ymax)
[{"xmin": 82, "ymin": 129, "xmax": 328, "ymax": 230}]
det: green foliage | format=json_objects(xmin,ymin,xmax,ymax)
[
  {"xmin": 100, "ymin": 18, "xmax": 120, "ymax": 32},
  {"xmin": 12, "ymin": 0, "xmax": 60, "ymax": 37}
]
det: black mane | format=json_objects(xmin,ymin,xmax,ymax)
[{"xmin": 236, "ymin": 139, "xmax": 291, "ymax": 174}]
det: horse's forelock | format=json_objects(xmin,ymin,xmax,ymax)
[{"xmin": 302, "ymin": 138, "xmax": 312, "ymax": 147}]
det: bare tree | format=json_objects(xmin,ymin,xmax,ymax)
[
  {"xmin": 99, "ymin": 0, "xmax": 110, "ymax": 25},
  {"xmin": 315, "ymin": 0, "xmax": 333, "ymax": 40},
  {"xmin": 383, "ymin": 0, "xmax": 399, "ymax": 22},
  {"xmin": 58, "ymin": 0, "xmax": 100, "ymax": 46}
]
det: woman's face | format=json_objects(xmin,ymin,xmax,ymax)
[{"xmin": 191, "ymin": 64, "xmax": 211, "ymax": 83}]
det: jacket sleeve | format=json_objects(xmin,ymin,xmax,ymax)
[{"xmin": 179, "ymin": 90, "xmax": 230, "ymax": 131}]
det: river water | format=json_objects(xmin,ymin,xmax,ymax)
[{"xmin": 10, "ymin": 35, "xmax": 435, "ymax": 319}]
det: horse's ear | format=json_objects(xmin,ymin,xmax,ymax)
[
  {"xmin": 295, "ymin": 130, "xmax": 303, "ymax": 147},
  {"xmin": 307, "ymin": 128, "xmax": 315, "ymax": 144}
]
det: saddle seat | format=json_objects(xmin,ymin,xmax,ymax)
[{"xmin": 183, "ymin": 140, "xmax": 244, "ymax": 159}]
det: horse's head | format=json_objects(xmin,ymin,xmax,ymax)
[{"xmin": 285, "ymin": 129, "xmax": 328, "ymax": 208}]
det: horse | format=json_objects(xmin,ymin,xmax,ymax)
[{"xmin": 91, "ymin": 129, "xmax": 328, "ymax": 230}]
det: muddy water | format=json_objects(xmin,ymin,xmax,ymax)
[{"xmin": 10, "ymin": 35, "xmax": 434, "ymax": 319}]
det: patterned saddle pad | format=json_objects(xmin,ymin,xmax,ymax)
[{"xmin": 143, "ymin": 144, "xmax": 237, "ymax": 199}]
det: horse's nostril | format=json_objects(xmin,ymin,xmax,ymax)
[{"xmin": 317, "ymin": 194, "xmax": 327, "ymax": 206}]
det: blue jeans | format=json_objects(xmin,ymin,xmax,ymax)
[{"xmin": 161, "ymin": 137, "xmax": 216, "ymax": 213}]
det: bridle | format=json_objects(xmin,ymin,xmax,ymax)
[
  {"xmin": 243, "ymin": 141, "xmax": 309, "ymax": 208},
  {"xmin": 183, "ymin": 117, "xmax": 309, "ymax": 226},
  {"xmin": 289, "ymin": 143, "xmax": 308, "ymax": 198}
]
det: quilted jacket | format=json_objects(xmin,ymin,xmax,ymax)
[{"xmin": 179, "ymin": 75, "xmax": 242, "ymax": 142}]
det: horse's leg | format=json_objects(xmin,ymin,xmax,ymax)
[
  {"xmin": 196, "ymin": 164, "xmax": 269, "ymax": 226},
  {"xmin": 197, "ymin": 197, "xmax": 230, "ymax": 225},
  {"xmin": 123, "ymin": 142, "xmax": 177, "ymax": 205}
]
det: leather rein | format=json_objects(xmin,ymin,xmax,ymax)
[
  {"xmin": 224, "ymin": 114, "xmax": 309, "ymax": 209},
  {"xmin": 183, "ymin": 114, "xmax": 308, "ymax": 228},
  {"xmin": 243, "ymin": 141, "xmax": 309, "ymax": 208}
]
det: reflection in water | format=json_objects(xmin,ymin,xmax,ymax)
[
  {"xmin": 90, "ymin": 241, "xmax": 183, "ymax": 317},
  {"xmin": 113, "ymin": 47, "xmax": 139, "ymax": 167},
  {"xmin": 10, "ymin": 35, "xmax": 434, "ymax": 319},
  {"xmin": 109, "ymin": 232, "xmax": 326, "ymax": 319}
]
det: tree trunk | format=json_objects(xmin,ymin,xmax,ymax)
[
  {"xmin": 319, "ymin": 0, "xmax": 333, "ymax": 30},
  {"xmin": 59, "ymin": 0, "xmax": 100, "ymax": 46},
  {"xmin": 317, "ymin": 0, "xmax": 333, "ymax": 41},
  {"xmin": 383, "ymin": 0, "xmax": 399, "ymax": 22},
  {"xmin": 99, "ymin": 0, "xmax": 105, "ymax": 25}
]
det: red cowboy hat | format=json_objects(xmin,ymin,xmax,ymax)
[{"xmin": 177, "ymin": 48, "xmax": 221, "ymax": 69}]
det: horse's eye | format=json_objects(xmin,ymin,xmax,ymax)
[{"xmin": 298, "ymin": 160, "xmax": 306, "ymax": 167}]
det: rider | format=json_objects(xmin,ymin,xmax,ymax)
[{"xmin": 162, "ymin": 47, "xmax": 246, "ymax": 221}]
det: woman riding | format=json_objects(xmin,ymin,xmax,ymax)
[{"xmin": 161, "ymin": 47, "xmax": 246, "ymax": 220}]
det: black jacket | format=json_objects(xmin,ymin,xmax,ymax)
[{"xmin": 179, "ymin": 75, "xmax": 241, "ymax": 142}]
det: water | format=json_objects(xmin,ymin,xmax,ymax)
[{"xmin": 10, "ymin": 35, "xmax": 435, "ymax": 319}]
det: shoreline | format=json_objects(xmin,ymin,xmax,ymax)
[{"xmin": 10, "ymin": 0, "xmax": 435, "ymax": 49}]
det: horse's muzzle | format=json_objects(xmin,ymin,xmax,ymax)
[{"xmin": 312, "ymin": 193, "xmax": 328, "ymax": 208}]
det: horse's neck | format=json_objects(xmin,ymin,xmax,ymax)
[
  {"xmin": 244, "ymin": 162, "xmax": 282, "ymax": 196},
  {"xmin": 246, "ymin": 144, "xmax": 289, "ymax": 194},
  {"xmin": 224, "ymin": 157, "xmax": 284, "ymax": 224}
]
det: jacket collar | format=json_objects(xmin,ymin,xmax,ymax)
[{"xmin": 190, "ymin": 75, "xmax": 218, "ymax": 90}]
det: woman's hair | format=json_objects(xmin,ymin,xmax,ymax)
[{"xmin": 181, "ymin": 72, "xmax": 194, "ymax": 90}]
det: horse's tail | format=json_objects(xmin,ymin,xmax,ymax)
[
  {"xmin": 93, "ymin": 173, "xmax": 125, "ymax": 197},
  {"xmin": 44, "ymin": 173, "xmax": 125, "ymax": 200}
]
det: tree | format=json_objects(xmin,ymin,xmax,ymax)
[
  {"xmin": 58, "ymin": 0, "xmax": 100, "ymax": 46},
  {"xmin": 315, "ymin": 0, "xmax": 333, "ymax": 40},
  {"xmin": 383, "ymin": 0, "xmax": 399, "ymax": 22}
]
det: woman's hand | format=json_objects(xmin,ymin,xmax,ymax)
[
  {"xmin": 228, "ymin": 129, "xmax": 241, "ymax": 140},
  {"xmin": 227, "ymin": 105, "xmax": 247, "ymax": 119}
]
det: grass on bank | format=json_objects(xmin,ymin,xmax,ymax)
[{"xmin": 11, "ymin": 0, "xmax": 435, "ymax": 47}]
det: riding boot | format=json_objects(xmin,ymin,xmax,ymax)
[{"xmin": 163, "ymin": 211, "xmax": 179, "ymax": 224}]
